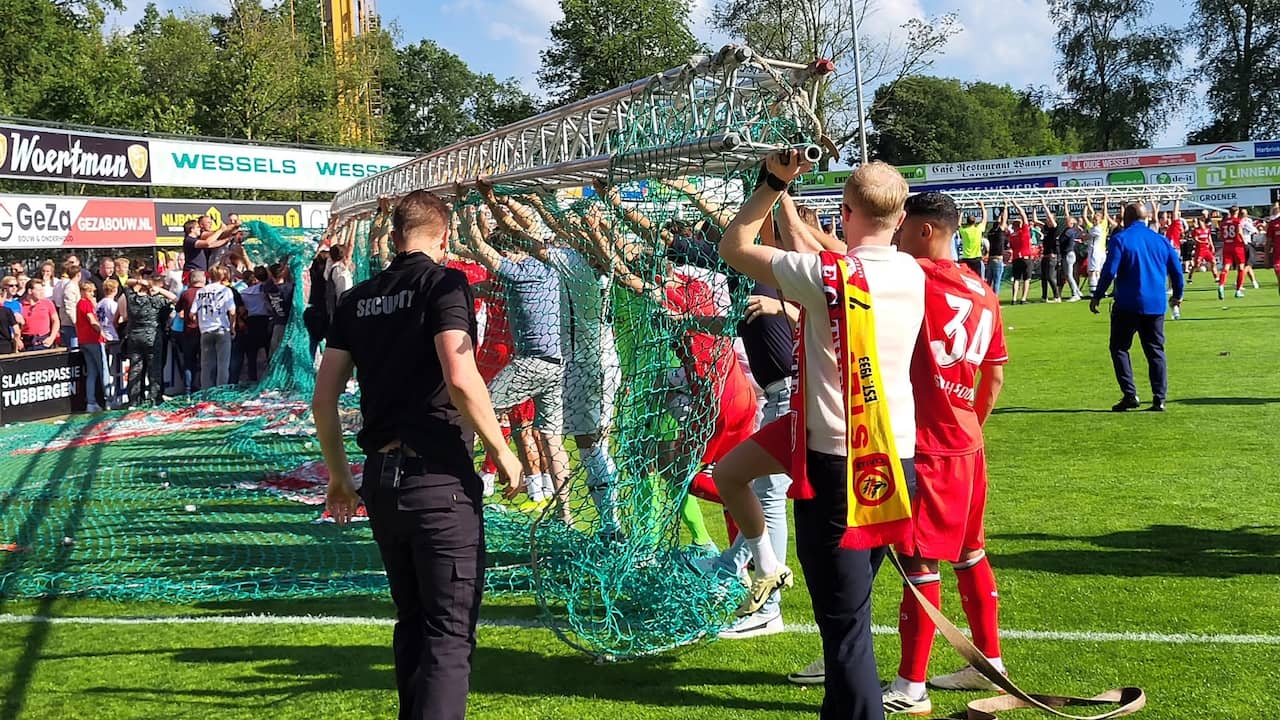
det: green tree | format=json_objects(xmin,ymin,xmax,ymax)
[
  {"xmin": 123, "ymin": 4, "xmax": 217, "ymax": 135},
  {"xmin": 713, "ymin": 0, "xmax": 957, "ymax": 163},
  {"xmin": 1048, "ymin": 0, "xmax": 1182, "ymax": 151},
  {"xmin": 384, "ymin": 40, "xmax": 536, "ymax": 153},
  {"xmin": 1186, "ymin": 0, "xmax": 1280, "ymax": 143},
  {"xmin": 868, "ymin": 76, "xmax": 1078, "ymax": 165},
  {"xmin": 539, "ymin": 0, "xmax": 702, "ymax": 103}
]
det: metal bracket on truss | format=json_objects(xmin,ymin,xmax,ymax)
[
  {"xmin": 330, "ymin": 45, "xmax": 833, "ymax": 218},
  {"xmin": 796, "ymin": 184, "xmax": 1192, "ymax": 216}
]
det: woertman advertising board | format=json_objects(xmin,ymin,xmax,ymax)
[
  {"xmin": 0, "ymin": 121, "xmax": 411, "ymax": 193},
  {"xmin": 0, "ymin": 195, "xmax": 157, "ymax": 248},
  {"xmin": 0, "ymin": 124, "xmax": 151, "ymax": 184}
]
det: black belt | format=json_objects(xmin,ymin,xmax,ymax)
[{"xmin": 533, "ymin": 356, "xmax": 562, "ymax": 365}]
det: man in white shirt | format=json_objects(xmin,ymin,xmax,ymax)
[
  {"xmin": 1239, "ymin": 208, "xmax": 1261, "ymax": 290},
  {"xmin": 716, "ymin": 157, "xmax": 924, "ymax": 720},
  {"xmin": 195, "ymin": 266, "xmax": 237, "ymax": 388}
]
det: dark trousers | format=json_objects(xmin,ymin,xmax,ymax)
[
  {"xmin": 303, "ymin": 306, "xmax": 328, "ymax": 360},
  {"xmin": 794, "ymin": 452, "xmax": 916, "ymax": 720},
  {"xmin": 126, "ymin": 336, "xmax": 164, "ymax": 405},
  {"xmin": 1110, "ymin": 309, "xmax": 1167, "ymax": 402},
  {"xmin": 1040, "ymin": 254, "xmax": 1061, "ymax": 299},
  {"xmin": 178, "ymin": 332, "xmax": 202, "ymax": 393},
  {"xmin": 362, "ymin": 453, "xmax": 484, "ymax": 720},
  {"xmin": 961, "ymin": 257, "xmax": 984, "ymax": 277},
  {"xmin": 242, "ymin": 315, "xmax": 271, "ymax": 382}
]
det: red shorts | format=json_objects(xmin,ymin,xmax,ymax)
[
  {"xmin": 688, "ymin": 368, "xmax": 759, "ymax": 505},
  {"xmin": 477, "ymin": 342, "xmax": 512, "ymax": 384},
  {"xmin": 1224, "ymin": 244, "xmax": 1246, "ymax": 266},
  {"xmin": 1195, "ymin": 247, "xmax": 1216, "ymax": 263},
  {"xmin": 509, "ymin": 399, "xmax": 535, "ymax": 426},
  {"xmin": 895, "ymin": 449, "xmax": 988, "ymax": 562}
]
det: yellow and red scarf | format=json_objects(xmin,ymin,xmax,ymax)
[{"xmin": 786, "ymin": 251, "xmax": 912, "ymax": 549}]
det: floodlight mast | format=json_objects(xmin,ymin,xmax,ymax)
[{"xmin": 330, "ymin": 45, "xmax": 834, "ymax": 219}]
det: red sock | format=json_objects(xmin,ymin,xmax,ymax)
[
  {"xmin": 897, "ymin": 573, "xmax": 941, "ymax": 683},
  {"xmin": 1218, "ymin": 270, "xmax": 1227, "ymax": 286},
  {"xmin": 955, "ymin": 554, "xmax": 1002, "ymax": 660},
  {"xmin": 1236, "ymin": 269, "xmax": 1246, "ymax": 291}
]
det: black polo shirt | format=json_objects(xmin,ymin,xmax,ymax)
[
  {"xmin": 326, "ymin": 252, "xmax": 478, "ymax": 472},
  {"xmin": 737, "ymin": 282, "xmax": 793, "ymax": 389},
  {"xmin": 1041, "ymin": 223, "xmax": 1061, "ymax": 257}
]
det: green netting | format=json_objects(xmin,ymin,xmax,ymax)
[{"xmin": 0, "ymin": 100, "xmax": 815, "ymax": 659}]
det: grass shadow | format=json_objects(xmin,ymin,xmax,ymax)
[{"xmin": 992, "ymin": 524, "xmax": 1280, "ymax": 578}]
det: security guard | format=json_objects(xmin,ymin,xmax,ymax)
[{"xmin": 313, "ymin": 189, "xmax": 522, "ymax": 720}]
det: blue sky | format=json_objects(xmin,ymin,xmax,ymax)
[{"xmin": 108, "ymin": 0, "xmax": 1195, "ymax": 145}]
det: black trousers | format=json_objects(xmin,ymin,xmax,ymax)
[
  {"xmin": 1109, "ymin": 309, "xmax": 1167, "ymax": 402},
  {"xmin": 362, "ymin": 453, "xmax": 484, "ymax": 720},
  {"xmin": 126, "ymin": 336, "xmax": 164, "ymax": 405},
  {"xmin": 1040, "ymin": 254, "xmax": 1061, "ymax": 299},
  {"xmin": 794, "ymin": 451, "xmax": 916, "ymax": 720}
]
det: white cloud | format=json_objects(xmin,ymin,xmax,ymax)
[{"xmin": 932, "ymin": 0, "xmax": 1057, "ymax": 90}]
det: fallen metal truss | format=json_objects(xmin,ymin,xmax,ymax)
[
  {"xmin": 796, "ymin": 184, "xmax": 1192, "ymax": 216},
  {"xmin": 330, "ymin": 45, "xmax": 832, "ymax": 218}
]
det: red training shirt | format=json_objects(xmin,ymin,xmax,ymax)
[
  {"xmin": 1220, "ymin": 217, "xmax": 1241, "ymax": 247},
  {"xmin": 1009, "ymin": 225, "xmax": 1032, "ymax": 259},
  {"xmin": 75, "ymin": 298, "xmax": 103, "ymax": 346},
  {"xmin": 910, "ymin": 259, "xmax": 1009, "ymax": 456},
  {"xmin": 1267, "ymin": 217, "xmax": 1280, "ymax": 265}
]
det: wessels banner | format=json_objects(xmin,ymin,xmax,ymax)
[{"xmin": 0, "ymin": 121, "xmax": 412, "ymax": 193}]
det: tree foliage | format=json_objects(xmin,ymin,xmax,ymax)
[
  {"xmin": 385, "ymin": 40, "xmax": 537, "ymax": 153},
  {"xmin": 1186, "ymin": 0, "xmax": 1280, "ymax": 143},
  {"xmin": 539, "ymin": 0, "xmax": 703, "ymax": 103},
  {"xmin": 1048, "ymin": 0, "xmax": 1181, "ymax": 151},
  {"xmin": 868, "ymin": 76, "xmax": 1079, "ymax": 165},
  {"xmin": 713, "ymin": 0, "xmax": 958, "ymax": 162}
]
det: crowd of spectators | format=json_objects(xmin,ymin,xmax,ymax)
[{"xmin": 0, "ymin": 214, "xmax": 294, "ymax": 412}]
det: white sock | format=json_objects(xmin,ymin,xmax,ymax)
[
  {"xmin": 525, "ymin": 476, "xmax": 543, "ymax": 502},
  {"xmin": 892, "ymin": 676, "xmax": 927, "ymax": 700},
  {"xmin": 745, "ymin": 533, "xmax": 779, "ymax": 576},
  {"xmin": 987, "ymin": 656, "xmax": 1006, "ymax": 674},
  {"xmin": 539, "ymin": 473, "xmax": 554, "ymax": 499}
]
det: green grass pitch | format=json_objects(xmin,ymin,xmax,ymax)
[{"xmin": 1, "ymin": 273, "xmax": 1278, "ymax": 719}]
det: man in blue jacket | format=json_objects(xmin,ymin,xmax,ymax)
[{"xmin": 1090, "ymin": 202, "xmax": 1185, "ymax": 412}]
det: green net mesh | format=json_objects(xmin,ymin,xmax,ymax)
[{"xmin": 0, "ymin": 92, "xmax": 817, "ymax": 659}]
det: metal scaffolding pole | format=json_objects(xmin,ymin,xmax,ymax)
[
  {"xmin": 330, "ymin": 45, "xmax": 833, "ymax": 219},
  {"xmin": 795, "ymin": 184, "xmax": 1192, "ymax": 216}
]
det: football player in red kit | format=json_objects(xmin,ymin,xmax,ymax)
[
  {"xmin": 880, "ymin": 192, "xmax": 1009, "ymax": 716},
  {"xmin": 1218, "ymin": 207, "xmax": 1247, "ymax": 299},
  {"xmin": 1267, "ymin": 204, "xmax": 1280, "ymax": 295},
  {"xmin": 1190, "ymin": 217, "xmax": 1217, "ymax": 282}
]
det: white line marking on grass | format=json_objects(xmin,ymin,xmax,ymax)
[{"xmin": 0, "ymin": 614, "xmax": 1276, "ymax": 646}]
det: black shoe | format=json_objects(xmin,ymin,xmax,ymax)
[
  {"xmin": 1112, "ymin": 396, "xmax": 1141, "ymax": 412},
  {"xmin": 1146, "ymin": 400, "xmax": 1166, "ymax": 412}
]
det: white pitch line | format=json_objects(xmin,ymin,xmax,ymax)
[{"xmin": 0, "ymin": 614, "xmax": 1276, "ymax": 646}]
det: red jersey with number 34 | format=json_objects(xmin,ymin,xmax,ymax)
[{"xmin": 911, "ymin": 258, "xmax": 1009, "ymax": 456}]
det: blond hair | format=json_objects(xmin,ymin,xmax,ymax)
[
  {"xmin": 79, "ymin": 281, "xmax": 96, "ymax": 296},
  {"xmin": 104, "ymin": 278, "xmax": 119, "ymax": 296},
  {"xmin": 842, "ymin": 162, "xmax": 908, "ymax": 230}
]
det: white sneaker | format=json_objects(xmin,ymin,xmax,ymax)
[
  {"xmin": 882, "ymin": 683, "xmax": 932, "ymax": 716},
  {"xmin": 929, "ymin": 664, "xmax": 1004, "ymax": 691},
  {"xmin": 1253, "ymin": 280, "xmax": 1260, "ymax": 289},
  {"xmin": 718, "ymin": 610, "xmax": 783, "ymax": 639},
  {"xmin": 480, "ymin": 472, "xmax": 496, "ymax": 497},
  {"xmin": 1235, "ymin": 289, "xmax": 1245, "ymax": 298},
  {"xmin": 1068, "ymin": 295, "xmax": 1082, "ymax": 302},
  {"xmin": 787, "ymin": 658, "xmax": 825, "ymax": 686}
]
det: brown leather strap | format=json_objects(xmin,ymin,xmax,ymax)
[{"xmin": 887, "ymin": 551, "xmax": 1146, "ymax": 720}]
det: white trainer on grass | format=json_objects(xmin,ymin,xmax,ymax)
[
  {"xmin": 787, "ymin": 658, "xmax": 825, "ymax": 686},
  {"xmin": 929, "ymin": 664, "xmax": 1004, "ymax": 692},
  {"xmin": 881, "ymin": 683, "xmax": 932, "ymax": 716}
]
